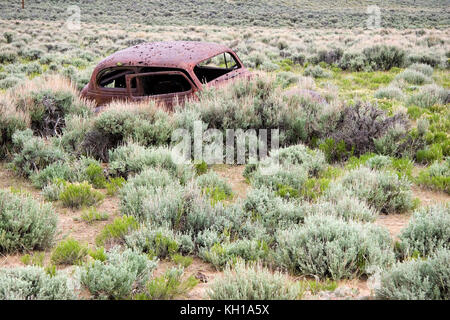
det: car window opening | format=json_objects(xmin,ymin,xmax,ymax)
[
  {"xmin": 98, "ymin": 68, "xmax": 136, "ymax": 89},
  {"xmin": 193, "ymin": 52, "xmax": 240, "ymax": 84},
  {"xmin": 133, "ymin": 73, "xmax": 192, "ymax": 97}
]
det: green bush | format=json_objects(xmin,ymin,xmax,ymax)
[
  {"xmin": 340, "ymin": 167, "xmax": 414, "ymax": 213},
  {"xmin": 105, "ymin": 177, "xmax": 126, "ymax": 196},
  {"xmin": 59, "ymin": 181, "xmax": 104, "ymax": 209},
  {"xmin": 120, "ymin": 180, "xmax": 232, "ymax": 237},
  {"xmin": 171, "ymin": 254, "xmax": 193, "ymax": 268},
  {"xmin": 57, "ymin": 115, "xmax": 92, "ymax": 153},
  {"xmin": 21, "ymin": 252, "xmax": 45, "ymax": 267},
  {"xmin": 338, "ymin": 52, "xmax": 366, "ymax": 71},
  {"xmin": 303, "ymin": 65, "xmax": 332, "ymax": 78},
  {"xmin": 0, "ymin": 75, "xmax": 22, "ymax": 89},
  {"xmin": 416, "ymin": 159, "xmax": 449, "ymax": 193},
  {"xmin": 11, "ymin": 130, "xmax": 67, "ymax": 177},
  {"xmin": 30, "ymin": 162, "xmax": 74, "ymax": 189},
  {"xmin": 84, "ymin": 161, "xmax": 107, "ymax": 189},
  {"xmin": 376, "ymin": 249, "xmax": 450, "ymax": 300},
  {"xmin": 96, "ymin": 215, "xmax": 139, "ymax": 246},
  {"xmin": 207, "ymin": 261, "xmax": 300, "ymax": 300},
  {"xmin": 0, "ymin": 189, "xmax": 57, "ymax": 253},
  {"xmin": 135, "ymin": 267, "xmax": 198, "ymax": 300},
  {"xmin": 80, "ymin": 247, "xmax": 158, "ymax": 300},
  {"xmin": 125, "ymin": 225, "xmax": 183, "ymax": 259},
  {"xmin": 407, "ymin": 53, "xmax": 442, "ymax": 68},
  {"xmin": 319, "ymin": 138, "xmax": 352, "ymax": 163},
  {"xmin": 362, "ymin": 45, "xmax": 405, "ymax": 71},
  {"xmin": 79, "ymin": 207, "xmax": 109, "ymax": 224},
  {"xmin": 274, "ymin": 215, "xmax": 394, "ymax": 279},
  {"xmin": 0, "ymin": 266, "xmax": 77, "ymax": 300},
  {"xmin": 398, "ymin": 205, "xmax": 450, "ymax": 258},
  {"xmin": 82, "ymin": 105, "xmax": 173, "ymax": 161},
  {"xmin": 327, "ymin": 102, "xmax": 410, "ymax": 159},
  {"xmin": 0, "ymin": 49, "xmax": 18, "ymax": 64},
  {"xmin": 416, "ymin": 143, "xmax": 444, "ymax": 164},
  {"xmin": 196, "ymin": 171, "xmax": 233, "ymax": 202},
  {"xmin": 200, "ymin": 239, "xmax": 269, "ymax": 270},
  {"xmin": 17, "ymin": 90, "xmax": 91, "ymax": 137},
  {"xmin": 89, "ymin": 247, "xmax": 107, "ymax": 262},
  {"xmin": 51, "ymin": 238, "xmax": 89, "ymax": 265},
  {"xmin": 0, "ymin": 99, "xmax": 27, "ymax": 158}
]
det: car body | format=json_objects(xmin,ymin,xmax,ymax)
[{"xmin": 81, "ymin": 41, "xmax": 251, "ymax": 108}]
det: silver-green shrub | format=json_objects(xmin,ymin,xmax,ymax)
[
  {"xmin": 407, "ymin": 84, "xmax": 449, "ymax": 108},
  {"xmin": 272, "ymin": 144, "xmax": 327, "ymax": 177},
  {"xmin": 125, "ymin": 224, "xmax": 191, "ymax": 258},
  {"xmin": 11, "ymin": 130, "xmax": 68, "ymax": 177},
  {"xmin": 243, "ymin": 187, "xmax": 306, "ymax": 229},
  {"xmin": 207, "ymin": 261, "xmax": 300, "ymax": 300},
  {"xmin": 0, "ymin": 189, "xmax": 57, "ymax": 252},
  {"xmin": 407, "ymin": 63, "xmax": 434, "ymax": 77},
  {"xmin": 340, "ymin": 167, "xmax": 414, "ymax": 213},
  {"xmin": 109, "ymin": 142, "xmax": 193, "ymax": 183},
  {"xmin": 119, "ymin": 168, "xmax": 180, "ymax": 221},
  {"xmin": 41, "ymin": 181, "xmax": 65, "ymax": 201},
  {"xmin": 196, "ymin": 171, "xmax": 233, "ymax": 198},
  {"xmin": 374, "ymin": 85, "xmax": 404, "ymax": 100},
  {"xmin": 305, "ymin": 185, "xmax": 378, "ymax": 222},
  {"xmin": 250, "ymin": 164, "xmax": 307, "ymax": 192},
  {"xmin": 80, "ymin": 247, "xmax": 158, "ymax": 299},
  {"xmin": 274, "ymin": 215, "xmax": 394, "ymax": 279},
  {"xmin": 366, "ymin": 155, "xmax": 392, "ymax": 170},
  {"xmin": 199, "ymin": 239, "xmax": 269, "ymax": 270},
  {"xmin": 0, "ymin": 266, "xmax": 77, "ymax": 300},
  {"xmin": 399, "ymin": 204, "xmax": 450, "ymax": 258},
  {"xmin": 376, "ymin": 249, "xmax": 450, "ymax": 300},
  {"xmin": 395, "ymin": 69, "xmax": 432, "ymax": 85}
]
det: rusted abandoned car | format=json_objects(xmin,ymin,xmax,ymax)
[{"xmin": 81, "ymin": 41, "xmax": 251, "ymax": 108}]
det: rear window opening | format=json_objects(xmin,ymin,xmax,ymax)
[
  {"xmin": 194, "ymin": 52, "xmax": 240, "ymax": 84},
  {"xmin": 98, "ymin": 68, "xmax": 136, "ymax": 89},
  {"xmin": 132, "ymin": 73, "xmax": 192, "ymax": 97}
]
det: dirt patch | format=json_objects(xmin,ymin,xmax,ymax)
[
  {"xmin": 150, "ymin": 257, "xmax": 222, "ymax": 300},
  {"xmin": 211, "ymin": 164, "xmax": 250, "ymax": 199},
  {"xmin": 55, "ymin": 195, "xmax": 120, "ymax": 246},
  {"xmin": 0, "ymin": 163, "xmax": 42, "ymax": 199},
  {"xmin": 375, "ymin": 213, "xmax": 411, "ymax": 239},
  {"xmin": 412, "ymin": 186, "xmax": 449, "ymax": 206}
]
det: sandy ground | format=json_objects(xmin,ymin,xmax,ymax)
[{"xmin": 0, "ymin": 162, "xmax": 448, "ymax": 299}]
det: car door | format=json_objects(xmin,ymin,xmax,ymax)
[{"xmin": 125, "ymin": 71, "xmax": 197, "ymax": 109}]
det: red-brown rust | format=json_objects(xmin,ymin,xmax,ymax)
[{"xmin": 81, "ymin": 41, "xmax": 251, "ymax": 108}]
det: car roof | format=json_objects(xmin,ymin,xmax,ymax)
[{"xmin": 95, "ymin": 41, "xmax": 232, "ymax": 70}]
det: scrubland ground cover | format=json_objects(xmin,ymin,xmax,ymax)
[{"xmin": 0, "ymin": 0, "xmax": 449, "ymax": 300}]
